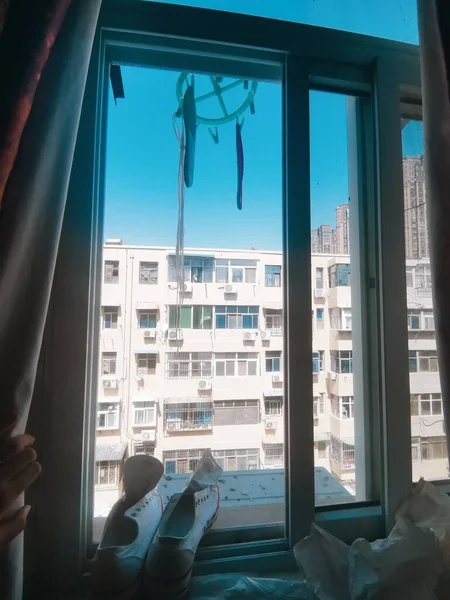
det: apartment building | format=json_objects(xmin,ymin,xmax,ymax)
[
  {"xmin": 94, "ymin": 243, "xmax": 447, "ymax": 512},
  {"xmin": 335, "ymin": 203, "xmax": 350, "ymax": 255}
]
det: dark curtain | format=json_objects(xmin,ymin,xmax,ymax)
[
  {"xmin": 418, "ymin": 0, "xmax": 450, "ymax": 463},
  {"xmin": 0, "ymin": 1, "xmax": 100, "ymax": 598}
]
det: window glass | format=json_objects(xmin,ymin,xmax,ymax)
[
  {"xmin": 402, "ymin": 119, "xmax": 446, "ymax": 482},
  {"xmin": 97, "ymin": 63, "xmax": 283, "ymax": 540},
  {"xmin": 311, "ymin": 90, "xmax": 366, "ymax": 506}
]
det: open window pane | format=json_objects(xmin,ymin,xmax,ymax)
[
  {"xmin": 401, "ymin": 119, "xmax": 447, "ymax": 481},
  {"xmin": 311, "ymin": 90, "xmax": 371, "ymax": 505}
]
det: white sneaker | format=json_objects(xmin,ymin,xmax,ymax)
[
  {"xmin": 143, "ymin": 449, "xmax": 222, "ymax": 599},
  {"xmin": 91, "ymin": 455, "xmax": 164, "ymax": 599}
]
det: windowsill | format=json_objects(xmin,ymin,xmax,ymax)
[{"xmin": 93, "ymin": 467, "xmax": 353, "ymax": 542}]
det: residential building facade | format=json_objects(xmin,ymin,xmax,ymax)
[{"xmin": 94, "ymin": 242, "xmax": 446, "ymax": 512}]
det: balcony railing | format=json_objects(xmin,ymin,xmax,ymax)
[{"xmin": 164, "ymin": 404, "xmax": 213, "ymax": 433}]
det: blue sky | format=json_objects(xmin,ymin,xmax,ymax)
[{"xmin": 104, "ymin": 1, "xmax": 419, "ymax": 250}]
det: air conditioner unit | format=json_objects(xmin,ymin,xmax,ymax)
[
  {"xmin": 141, "ymin": 430, "xmax": 156, "ymax": 442},
  {"xmin": 314, "ymin": 288, "xmax": 326, "ymax": 298},
  {"xmin": 168, "ymin": 328, "xmax": 183, "ymax": 341},
  {"xmin": 184, "ymin": 282, "xmax": 193, "ymax": 293},
  {"xmin": 272, "ymin": 373, "xmax": 283, "ymax": 384},
  {"xmin": 102, "ymin": 378, "xmax": 117, "ymax": 389},
  {"xmin": 224, "ymin": 284, "xmax": 237, "ymax": 294},
  {"xmin": 143, "ymin": 329, "xmax": 156, "ymax": 339},
  {"xmin": 260, "ymin": 330, "xmax": 270, "ymax": 341},
  {"xmin": 265, "ymin": 420, "xmax": 277, "ymax": 431},
  {"xmin": 198, "ymin": 379, "xmax": 212, "ymax": 391},
  {"xmin": 243, "ymin": 331, "xmax": 256, "ymax": 342},
  {"xmin": 328, "ymin": 371, "xmax": 337, "ymax": 381}
]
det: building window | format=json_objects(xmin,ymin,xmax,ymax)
[
  {"xmin": 97, "ymin": 402, "xmax": 120, "ymax": 430},
  {"xmin": 330, "ymin": 394, "xmax": 354, "ymax": 419},
  {"xmin": 139, "ymin": 311, "xmax": 157, "ymax": 329},
  {"xmin": 316, "ymin": 440, "xmax": 327, "ymax": 459},
  {"xmin": 265, "ymin": 265, "xmax": 281, "ymax": 287},
  {"xmin": 139, "ymin": 261, "xmax": 158, "ymax": 284},
  {"xmin": 137, "ymin": 354, "xmax": 156, "ymax": 375},
  {"xmin": 328, "ymin": 263, "xmax": 350, "ymax": 287},
  {"xmin": 102, "ymin": 352, "xmax": 117, "ymax": 375},
  {"xmin": 168, "ymin": 255, "xmax": 213, "ymax": 283},
  {"xmin": 312, "ymin": 351, "xmax": 324, "ymax": 374},
  {"xmin": 411, "ymin": 393, "xmax": 442, "ymax": 417},
  {"xmin": 415, "ymin": 264, "xmax": 431, "ymax": 289},
  {"xmin": 216, "ymin": 259, "xmax": 258, "ymax": 284},
  {"xmin": 424, "ymin": 312, "xmax": 435, "ymax": 331},
  {"xmin": 420, "ymin": 437, "xmax": 448, "ymax": 460},
  {"xmin": 133, "ymin": 442, "xmax": 155, "ymax": 456},
  {"xmin": 95, "ymin": 461, "xmax": 119, "ymax": 488},
  {"xmin": 103, "ymin": 307, "xmax": 118, "ymax": 329},
  {"xmin": 313, "ymin": 395, "xmax": 325, "ymax": 418},
  {"xmin": 265, "ymin": 309, "xmax": 283, "ymax": 336},
  {"xmin": 407, "ymin": 310, "xmax": 435, "ymax": 331},
  {"xmin": 329, "ymin": 307, "xmax": 352, "ymax": 330},
  {"xmin": 330, "ymin": 350, "xmax": 353, "ymax": 374},
  {"xmin": 214, "ymin": 400, "xmax": 259, "ymax": 425},
  {"xmin": 315, "ymin": 267, "xmax": 324, "ymax": 289},
  {"xmin": 264, "ymin": 444, "xmax": 283, "ymax": 468},
  {"xmin": 163, "ymin": 448, "xmax": 207, "ymax": 474},
  {"xmin": 166, "ymin": 352, "xmax": 213, "ymax": 379},
  {"xmin": 133, "ymin": 400, "xmax": 156, "ymax": 426},
  {"xmin": 408, "ymin": 350, "xmax": 439, "ymax": 373},
  {"xmin": 213, "ymin": 448, "xmax": 259, "ymax": 471},
  {"xmin": 265, "ymin": 351, "xmax": 281, "ymax": 372},
  {"xmin": 265, "ymin": 398, "xmax": 283, "ymax": 416},
  {"xmin": 316, "ymin": 308, "xmax": 324, "ymax": 329},
  {"xmin": 215, "ymin": 305, "xmax": 259, "ymax": 329},
  {"xmin": 104, "ymin": 260, "xmax": 119, "ymax": 284},
  {"xmin": 408, "ymin": 310, "xmax": 421, "ymax": 330},
  {"xmin": 330, "ymin": 435, "xmax": 355, "ymax": 470},
  {"xmin": 168, "ymin": 306, "xmax": 213, "ymax": 329},
  {"xmin": 164, "ymin": 401, "xmax": 213, "ymax": 433},
  {"xmin": 215, "ymin": 352, "xmax": 258, "ymax": 376}
]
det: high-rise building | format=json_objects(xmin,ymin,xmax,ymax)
[
  {"xmin": 311, "ymin": 224, "xmax": 335, "ymax": 254},
  {"xmin": 403, "ymin": 155, "xmax": 429, "ymax": 259},
  {"xmin": 335, "ymin": 203, "xmax": 350, "ymax": 255}
]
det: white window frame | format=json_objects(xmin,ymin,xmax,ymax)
[
  {"xmin": 137, "ymin": 354, "xmax": 156, "ymax": 375},
  {"xmin": 95, "ymin": 461, "xmax": 120, "ymax": 488},
  {"xmin": 408, "ymin": 350, "xmax": 439, "ymax": 373},
  {"xmin": 410, "ymin": 393, "xmax": 443, "ymax": 417},
  {"xmin": 39, "ymin": 5, "xmax": 425, "ymax": 593},
  {"xmin": 265, "ymin": 264, "xmax": 282, "ymax": 287},
  {"xmin": 96, "ymin": 401, "xmax": 120, "ymax": 430},
  {"xmin": 312, "ymin": 351, "xmax": 324, "ymax": 374},
  {"xmin": 215, "ymin": 352, "xmax": 259, "ymax": 377},
  {"xmin": 104, "ymin": 260, "xmax": 119, "ymax": 283},
  {"xmin": 139, "ymin": 261, "xmax": 158, "ymax": 284},
  {"xmin": 102, "ymin": 352, "xmax": 116, "ymax": 375},
  {"xmin": 265, "ymin": 350, "xmax": 282, "ymax": 372},
  {"xmin": 138, "ymin": 311, "xmax": 157, "ymax": 329},
  {"xmin": 103, "ymin": 307, "xmax": 118, "ymax": 329},
  {"xmin": 265, "ymin": 398, "xmax": 283, "ymax": 416},
  {"xmin": 216, "ymin": 258, "xmax": 258, "ymax": 284},
  {"xmin": 132, "ymin": 399, "xmax": 156, "ymax": 427},
  {"xmin": 165, "ymin": 352, "xmax": 213, "ymax": 379},
  {"xmin": 213, "ymin": 448, "xmax": 260, "ymax": 470}
]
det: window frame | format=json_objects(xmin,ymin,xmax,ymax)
[
  {"xmin": 37, "ymin": 2, "xmax": 424, "ymax": 593},
  {"xmin": 104, "ymin": 259, "xmax": 119, "ymax": 283},
  {"xmin": 139, "ymin": 261, "xmax": 158, "ymax": 284},
  {"xmin": 132, "ymin": 399, "xmax": 157, "ymax": 427}
]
